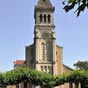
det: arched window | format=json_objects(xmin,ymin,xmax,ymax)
[
  {"xmin": 48, "ymin": 15, "xmax": 51, "ymax": 23},
  {"xmin": 40, "ymin": 14, "xmax": 42, "ymax": 23},
  {"xmin": 44, "ymin": 15, "xmax": 46, "ymax": 23},
  {"xmin": 41, "ymin": 42, "xmax": 45, "ymax": 61},
  {"xmin": 48, "ymin": 66, "xmax": 51, "ymax": 74}
]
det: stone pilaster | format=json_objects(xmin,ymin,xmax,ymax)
[
  {"xmin": 52, "ymin": 32, "xmax": 57, "ymax": 75},
  {"xmin": 35, "ymin": 38, "xmax": 39, "ymax": 70}
]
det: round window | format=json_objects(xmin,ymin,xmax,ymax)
[{"xmin": 41, "ymin": 33, "xmax": 49, "ymax": 40}]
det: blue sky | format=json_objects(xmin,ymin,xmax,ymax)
[{"xmin": 0, "ymin": 0, "xmax": 88, "ymax": 72}]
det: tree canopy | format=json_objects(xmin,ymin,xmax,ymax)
[
  {"xmin": 63, "ymin": 0, "xmax": 88, "ymax": 16},
  {"xmin": 73, "ymin": 60, "xmax": 88, "ymax": 87},
  {"xmin": 0, "ymin": 67, "xmax": 88, "ymax": 87},
  {"xmin": 74, "ymin": 60, "xmax": 88, "ymax": 70}
]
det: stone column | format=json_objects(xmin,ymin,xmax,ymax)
[
  {"xmin": 52, "ymin": 32, "xmax": 57, "ymax": 75},
  {"xmin": 35, "ymin": 38, "xmax": 39, "ymax": 69},
  {"xmin": 34, "ymin": 30, "xmax": 39, "ymax": 70}
]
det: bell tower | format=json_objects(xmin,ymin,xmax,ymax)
[
  {"xmin": 34, "ymin": 0, "xmax": 57, "ymax": 75},
  {"xmin": 15, "ymin": 0, "xmax": 74, "ymax": 88}
]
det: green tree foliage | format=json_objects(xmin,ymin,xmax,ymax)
[
  {"xmin": 74, "ymin": 60, "xmax": 88, "ymax": 70},
  {"xmin": 74, "ymin": 60, "xmax": 88, "ymax": 87},
  {"xmin": 0, "ymin": 67, "xmax": 88, "ymax": 87},
  {"xmin": 63, "ymin": 0, "xmax": 88, "ymax": 16},
  {"xmin": 2, "ymin": 67, "xmax": 54, "ymax": 88}
]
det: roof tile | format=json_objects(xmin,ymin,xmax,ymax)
[{"xmin": 14, "ymin": 60, "xmax": 25, "ymax": 65}]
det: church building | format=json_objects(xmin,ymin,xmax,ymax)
[{"xmin": 10, "ymin": 0, "xmax": 78, "ymax": 88}]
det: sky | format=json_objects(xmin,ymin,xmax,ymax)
[{"xmin": 0, "ymin": 0, "xmax": 88, "ymax": 72}]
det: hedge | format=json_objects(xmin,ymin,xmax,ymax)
[{"xmin": 0, "ymin": 67, "xmax": 88, "ymax": 87}]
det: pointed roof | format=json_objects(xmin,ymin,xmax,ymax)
[{"xmin": 36, "ymin": 0, "xmax": 54, "ymax": 10}]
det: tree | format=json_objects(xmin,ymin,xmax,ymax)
[
  {"xmin": 74, "ymin": 60, "xmax": 88, "ymax": 88},
  {"xmin": 63, "ymin": 0, "xmax": 88, "ymax": 16},
  {"xmin": 0, "ymin": 67, "xmax": 88, "ymax": 88},
  {"xmin": 74, "ymin": 60, "xmax": 88, "ymax": 70}
]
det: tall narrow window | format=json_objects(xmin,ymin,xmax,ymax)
[
  {"xmin": 44, "ymin": 15, "xmax": 46, "ymax": 23},
  {"xmin": 41, "ymin": 42, "xmax": 45, "ymax": 61},
  {"xmin": 45, "ymin": 66, "xmax": 47, "ymax": 72},
  {"xmin": 48, "ymin": 15, "xmax": 51, "ymax": 23},
  {"xmin": 40, "ymin": 14, "xmax": 42, "ymax": 23},
  {"xmin": 46, "ymin": 43, "xmax": 49, "ymax": 61},
  {"xmin": 48, "ymin": 66, "xmax": 51, "ymax": 74},
  {"xmin": 41, "ymin": 66, "xmax": 43, "ymax": 72}
]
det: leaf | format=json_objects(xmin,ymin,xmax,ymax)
[
  {"xmin": 77, "ymin": 4, "xmax": 86, "ymax": 16},
  {"xmin": 63, "ymin": 5, "xmax": 70, "ymax": 12},
  {"xmin": 63, "ymin": 0, "xmax": 88, "ymax": 16},
  {"xmin": 62, "ymin": 1, "xmax": 65, "ymax": 5},
  {"xmin": 68, "ymin": 0, "xmax": 75, "ymax": 4}
]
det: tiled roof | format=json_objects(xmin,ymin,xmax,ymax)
[
  {"xmin": 14, "ymin": 60, "xmax": 25, "ymax": 65},
  {"xmin": 36, "ymin": 0, "xmax": 54, "ymax": 10}
]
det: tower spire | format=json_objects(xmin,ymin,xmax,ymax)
[{"xmin": 36, "ymin": 0, "xmax": 54, "ymax": 10}]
